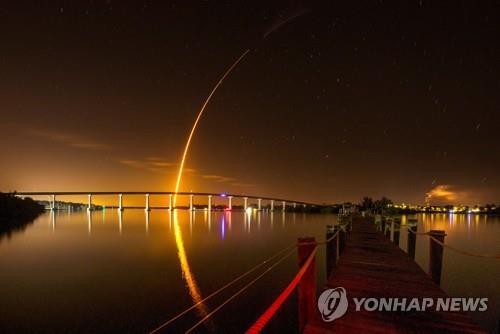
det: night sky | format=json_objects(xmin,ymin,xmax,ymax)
[{"xmin": 1, "ymin": 1, "xmax": 499, "ymax": 205}]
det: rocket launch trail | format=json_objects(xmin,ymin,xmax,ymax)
[{"xmin": 173, "ymin": 49, "xmax": 250, "ymax": 205}]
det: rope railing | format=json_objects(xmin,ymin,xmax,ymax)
[
  {"xmin": 149, "ymin": 242, "xmax": 296, "ymax": 333},
  {"xmin": 377, "ymin": 217, "xmax": 500, "ymax": 259},
  {"xmin": 149, "ymin": 219, "xmax": 351, "ymax": 333},
  {"xmin": 297, "ymin": 229, "xmax": 341, "ymax": 246},
  {"xmin": 246, "ymin": 220, "xmax": 351, "ymax": 332},
  {"xmin": 184, "ymin": 247, "xmax": 297, "ymax": 333},
  {"xmin": 246, "ymin": 246, "xmax": 318, "ymax": 334},
  {"xmin": 405, "ymin": 227, "xmax": 432, "ymax": 236},
  {"xmin": 426, "ymin": 233, "xmax": 500, "ymax": 259}
]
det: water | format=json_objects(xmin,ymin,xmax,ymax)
[
  {"xmin": 404, "ymin": 213, "xmax": 500, "ymax": 333},
  {"xmin": 0, "ymin": 211, "xmax": 498, "ymax": 333},
  {"xmin": 0, "ymin": 210, "xmax": 333, "ymax": 333}
]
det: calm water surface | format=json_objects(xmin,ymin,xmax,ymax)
[
  {"xmin": 406, "ymin": 213, "xmax": 500, "ymax": 334},
  {"xmin": 0, "ymin": 211, "xmax": 498, "ymax": 333}
]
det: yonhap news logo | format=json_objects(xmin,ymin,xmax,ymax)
[
  {"xmin": 317, "ymin": 287, "xmax": 349, "ymax": 322},
  {"xmin": 318, "ymin": 287, "xmax": 488, "ymax": 323}
]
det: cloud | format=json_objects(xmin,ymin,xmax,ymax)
[
  {"xmin": 119, "ymin": 157, "xmax": 254, "ymax": 187},
  {"xmin": 150, "ymin": 161, "xmax": 176, "ymax": 167},
  {"xmin": 201, "ymin": 174, "xmax": 236, "ymax": 183},
  {"xmin": 200, "ymin": 174, "xmax": 257, "ymax": 187},
  {"xmin": 425, "ymin": 185, "xmax": 469, "ymax": 204},
  {"xmin": 230, "ymin": 182, "xmax": 257, "ymax": 188},
  {"xmin": 118, "ymin": 158, "xmax": 177, "ymax": 174},
  {"xmin": 145, "ymin": 157, "xmax": 175, "ymax": 167},
  {"xmin": 118, "ymin": 160, "xmax": 146, "ymax": 168},
  {"xmin": 26, "ymin": 128, "xmax": 111, "ymax": 150}
]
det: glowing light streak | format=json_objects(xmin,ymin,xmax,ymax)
[
  {"xmin": 169, "ymin": 50, "xmax": 248, "ymax": 322},
  {"xmin": 173, "ymin": 49, "xmax": 250, "ymax": 206},
  {"xmin": 172, "ymin": 211, "xmax": 209, "ymax": 318}
]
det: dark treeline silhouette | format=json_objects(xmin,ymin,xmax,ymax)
[
  {"xmin": 284, "ymin": 204, "xmax": 342, "ymax": 214},
  {"xmin": 37, "ymin": 200, "xmax": 103, "ymax": 211},
  {"xmin": 360, "ymin": 196, "xmax": 393, "ymax": 213},
  {"xmin": 0, "ymin": 192, "xmax": 44, "ymax": 239}
]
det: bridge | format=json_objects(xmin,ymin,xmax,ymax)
[{"xmin": 14, "ymin": 191, "xmax": 318, "ymax": 212}]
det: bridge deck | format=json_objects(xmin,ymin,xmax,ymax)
[{"xmin": 305, "ymin": 218, "xmax": 485, "ymax": 334}]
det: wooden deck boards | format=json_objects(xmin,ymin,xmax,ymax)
[{"xmin": 304, "ymin": 218, "xmax": 485, "ymax": 334}]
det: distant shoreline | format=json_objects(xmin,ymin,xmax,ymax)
[{"xmin": 0, "ymin": 193, "xmax": 45, "ymax": 238}]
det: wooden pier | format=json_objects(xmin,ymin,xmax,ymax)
[{"xmin": 304, "ymin": 217, "xmax": 485, "ymax": 334}]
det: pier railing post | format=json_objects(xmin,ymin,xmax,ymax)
[
  {"xmin": 326, "ymin": 225, "xmax": 337, "ymax": 277},
  {"xmin": 385, "ymin": 219, "xmax": 391, "ymax": 238},
  {"xmin": 390, "ymin": 220, "xmax": 395, "ymax": 241},
  {"xmin": 297, "ymin": 237, "xmax": 316, "ymax": 333},
  {"xmin": 270, "ymin": 199, "xmax": 274, "ymax": 212},
  {"xmin": 336, "ymin": 227, "xmax": 340, "ymax": 261},
  {"xmin": 282, "ymin": 201, "xmax": 286, "ymax": 212},
  {"xmin": 51, "ymin": 194, "xmax": 56, "ymax": 211},
  {"xmin": 208, "ymin": 195, "xmax": 212, "ymax": 211},
  {"xmin": 190, "ymin": 194, "xmax": 194, "ymax": 211},
  {"xmin": 429, "ymin": 230, "xmax": 446, "ymax": 285},
  {"xmin": 257, "ymin": 198, "xmax": 262, "ymax": 211},
  {"xmin": 393, "ymin": 221, "xmax": 400, "ymax": 246},
  {"xmin": 407, "ymin": 222, "xmax": 417, "ymax": 259},
  {"xmin": 339, "ymin": 224, "xmax": 346, "ymax": 255},
  {"xmin": 374, "ymin": 214, "xmax": 382, "ymax": 231}
]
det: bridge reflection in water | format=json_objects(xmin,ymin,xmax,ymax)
[
  {"xmin": 46, "ymin": 207, "xmax": 290, "ymax": 237},
  {"xmin": 41, "ymin": 199, "xmax": 299, "ymax": 332}
]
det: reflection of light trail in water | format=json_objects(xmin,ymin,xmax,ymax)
[
  {"xmin": 172, "ymin": 211, "xmax": 210, "ymax": 318},
  {"xmin": 173, "ymin": 49, "xmax": 250, "ymax": 206},
  {"xmin": 169, "ymin": 50, "xmax": 249, "ymax": 322}
]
